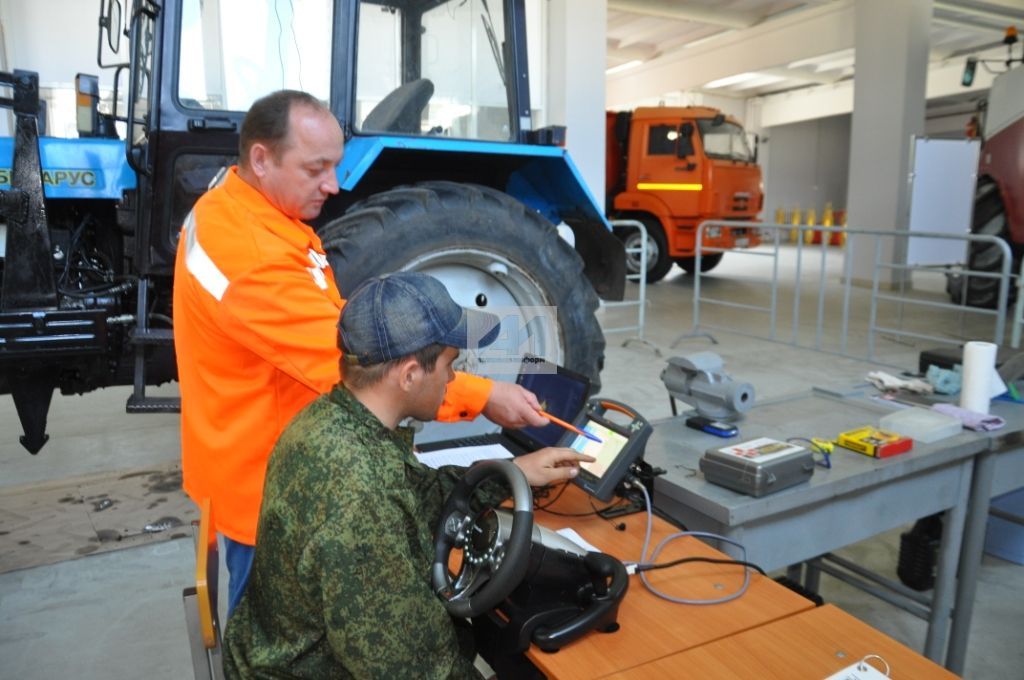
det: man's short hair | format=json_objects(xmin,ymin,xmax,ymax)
[
  {"xmin": 340, "ymin": 342, "xmax": 447, "ymax": 390},
  {"xmin": 239, "ymin": 90, "xmax": 330, "ymax": 166}
]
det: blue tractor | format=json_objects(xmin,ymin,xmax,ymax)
[{"xmin": 0, "ymin": 0, "xmax": 624, "ymax": 453}]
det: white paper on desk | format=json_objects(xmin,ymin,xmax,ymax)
[
  {"xmin": 822, "ymin": 659, "xmax": 890, "ymax": 680},
  {"xmin": 555, "ymin": 528, "xmax": 601, "ymax": 554},
  {"xmin": 415, "ymin": 444, "xmax": 513, "ymax": 469}
]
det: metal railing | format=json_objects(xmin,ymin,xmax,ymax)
[
  {"xmin": 602, "ymin": 219, "xmax": 659, "ymax": 355},
  {"xmin": 672, "ymin": 220, "xmax": 1014, "ymax": 367}
]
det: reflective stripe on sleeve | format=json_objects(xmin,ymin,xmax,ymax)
[{"xmin": 183, "ymin": 212, "xmax": 229, "ymax": 301}]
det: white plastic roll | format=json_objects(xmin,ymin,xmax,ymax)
[{"xmin": 960, "ymin": 341, "xmax": 997, "ymax": 414}]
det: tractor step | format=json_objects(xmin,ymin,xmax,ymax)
[
  {"xmin": 130, "ymin": 328, "xmax": 175, "ymax": 345},
  {"xmin": 126, "ymin": 395, "xmax": 181, "ymax": 414}
]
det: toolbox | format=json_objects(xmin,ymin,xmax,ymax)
[{"xmin": 699, "ymin": 437, "xmax": 815, "ymax": 497}]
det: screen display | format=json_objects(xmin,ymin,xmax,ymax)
[
  {"xmin": 571, "ymin": 420, "xmax": 629, "ymax": 479},
  {"xmin": 517, "ymin": 369, "xmax": 589, "ymax": 448}
]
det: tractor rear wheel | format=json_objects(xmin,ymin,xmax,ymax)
[
  {"xmin": 318, "ymin": 182, "xmax": 605, "ymax": 387},
  {"xmin": 948, "ymin": 181, "xmax": 1019, "ymax": 309}
]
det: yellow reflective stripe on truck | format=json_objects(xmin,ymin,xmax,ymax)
[{"xmin": 636, "ymin": 182, "xmax": 703, "ymax": 191}]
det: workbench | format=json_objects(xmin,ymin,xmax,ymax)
[{"xmin": 643, "ymin": 389, "xmax": 991, "ymax": 665}]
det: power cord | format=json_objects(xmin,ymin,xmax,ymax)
[{"xmin": 624, "ymin": 477, "xmax": 762, "ymax": 605}]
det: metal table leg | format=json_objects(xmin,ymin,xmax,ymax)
[
  {"xmin": 945, "ymin": 448, "xmax": 997, "ymax": 674},
  {"xmin": 923, "ymin": 459, "xmax": 972, "ymax": 663}
]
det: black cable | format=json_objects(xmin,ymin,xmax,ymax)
[
  {"xmin": 533, "ymin": 481, "xmax": 569, "ymax": 511},
  {"xmin": 636, "ymin": 555, "xmax": 767, "ymax": 577}
]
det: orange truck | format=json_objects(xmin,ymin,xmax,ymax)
[{"xmin": 606, "ymin": 107, "xmax": 764, "ymax": 282}]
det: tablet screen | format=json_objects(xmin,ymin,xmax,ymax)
[{"xmin": 570, "ymin": 420, "xmax": 629, "ymax": 479}]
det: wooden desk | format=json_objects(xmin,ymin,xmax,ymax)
[
  {"xmin": 602, "ymin": 605, "xmax": 959, "ymax": 679},
  {"xmin": 523, "ymin": 485, "xmax": 814, "ymax": 679}
]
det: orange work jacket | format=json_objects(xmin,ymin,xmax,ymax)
[{"xmin": 173, "ymin": 168, "xmax": 492, "ymax": 544}]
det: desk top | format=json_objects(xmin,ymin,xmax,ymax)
[
  {"xmin": 647, "ymin": 390, "xmax": 989, "ymax": 527},
  {"xmin": 524, "ymin": 485, "xmax": 814, "ymax": 679},
  {"xmin": 601, "ymin": 604, "xmax": 958, "ymax": 679}
]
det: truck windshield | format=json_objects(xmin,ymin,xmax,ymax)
[
  {"xmin": 697, "ymin": 120, "xmax": 754, "ymax": 162},
  {"xmin": 356, "ymin": 0, "xmax": 514, "ymax": 141},
  {"xmin": 177, "ymin": 0, "xmax": 333, "ymax": 111}
]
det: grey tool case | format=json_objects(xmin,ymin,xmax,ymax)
[{"xmin": 699, "ymin": 437, "xmax": 815, "ymax": 497}]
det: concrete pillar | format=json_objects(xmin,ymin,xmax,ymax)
[
  {"xmin": 545, "ymin": 0, "xmax": 606, "ymax": 208},
  {"xmin": 845, "ymin": 0, "xmax": 932, "ymax": 286}
]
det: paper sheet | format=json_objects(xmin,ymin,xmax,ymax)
[
  {"xmin": 555, "ymin": 528, "xmax": 601, "ymax": 554},
  {"xmin": 415, "ymin": 443, "xmax": 513, "ymax": 469}
]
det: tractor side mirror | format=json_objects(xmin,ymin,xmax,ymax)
[
  {"xmin": 101, "ymin": 0, "xmax": 123, "ymax": 54},
  {"xmin": 677, "ymin": 122, "xmax": 695, "ymax": 159}
]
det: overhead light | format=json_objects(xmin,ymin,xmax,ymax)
[
  {"xmin": 607, "ymin": 60, "xmax": 643, "ymax": 75},
  {"xmin": 704, "ymin": 72, "xmax": 760, "ymax": 89}
]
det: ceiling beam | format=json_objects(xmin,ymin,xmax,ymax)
[
  {"xmin": 934, "ymin": 0, "xmax": 1024, "ymax": 24},
  {"xmin": 607, "ymin": 0, "xmax": 857, "ymax": 108},
  {"xmin": 607, "ymin": 0, "xmax": 760, "ymax": 29}
]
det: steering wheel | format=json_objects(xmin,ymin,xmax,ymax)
[{"xmin": 432, "ymin": 460, "xmax": 534, "ymax": 618}]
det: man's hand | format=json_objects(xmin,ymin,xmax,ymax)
[
  {"xmin": 482, "ymin": 381, "xmax": 549, "ymax": 428},
  {"xmin": 513, "ymin": 447, "xmax": 596, "ymax": 487}
]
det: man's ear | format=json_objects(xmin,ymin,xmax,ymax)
[
  {"xmin": 249, "ymin": 143, "xmax": 271, "ymax": 178},
  {"xmin": 396, "ymin": 357, "xmax": 424, "ymax": 393}
]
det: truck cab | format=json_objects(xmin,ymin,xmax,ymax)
[{"xmin": 606, "ymin": 106, "xmax": 764, "ymax": 282}]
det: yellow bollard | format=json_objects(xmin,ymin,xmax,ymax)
[
  {"xmin": 789, "ymin": 205, "xmax": 802, "ymax": 243},
  {"xmin": 774, "ymin": 206, "xmax": 785, "ymax": 226},
  {"xmin": 804, "ymin": 207, "xmax": 817, "ymax": 244}
]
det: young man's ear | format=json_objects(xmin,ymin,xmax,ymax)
[{"xmin": 396, "ymin": 357, "xmax": 424, "ymax": 393}]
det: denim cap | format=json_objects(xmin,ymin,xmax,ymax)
[{"xmin": 339, "ymin": 272, "xmax": 501, "ymax": 366}]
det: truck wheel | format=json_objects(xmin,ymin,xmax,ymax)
[
  {"xmin": 948, "ymin": 181, "xmax": 1019, "ymax": 308},
  {"xmin": 675, "ymin": 253, "xmax": 723, "ymax": 274},
  {"xmin": 619, "ymin": 216, "xmax": 673, "ymax": 283},
  {"xmin": 318, "ymin": 182, "xmax": 605, "ymax": 387}
]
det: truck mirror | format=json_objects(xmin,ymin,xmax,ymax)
[
  {"xmin": 677, "ymin": 122, "xmax": 695, "ymax": 158},
  {"xmin": 962, "ymin": 57, "xmax": 977, "ymax": 87},
  {"xmin": 102, "ymin": 0, "xmax": 122, "ymax": 54}
]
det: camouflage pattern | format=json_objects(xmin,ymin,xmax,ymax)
[{"xmin": 223, "ymin": 385, "xmax": 505, "ymax": 679}]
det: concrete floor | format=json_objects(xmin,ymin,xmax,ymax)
[{"xmin": 1, "ymin": 247, "xmax": 1021, "ymax": 679}]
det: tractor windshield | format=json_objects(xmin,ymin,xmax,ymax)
[
  {"xmin": 356, "ymin": 0, "xmax": 515, "ymax": 141},
  {"xmin": 177, "ymin": 0, "xmax": 333, "ymax": 111},
  {"xmin": 697, "ymin": 119, "xmax": 755, "ymax": 163}
]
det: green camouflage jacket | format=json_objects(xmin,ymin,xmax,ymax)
[{"xmin": 223, "ymin": 384, "xmax": 505, "ymax": 679}]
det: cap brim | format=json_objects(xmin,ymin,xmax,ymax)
[{"xmin": 440, "ymin": 308, "xmax": 501, "ymax": 351}]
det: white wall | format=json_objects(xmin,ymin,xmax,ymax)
[
  {"xmin": 546, "ymin": 0, "xmax": 606, "ymax": 208},
  {"xmin": 762, "ymin": 114, "xmax": 851, "ymax": 221},
  {"xmin": 0, "ymin": 0, "xmax": 127, "ymax": 137}
]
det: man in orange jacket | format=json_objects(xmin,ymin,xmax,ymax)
[{"xmin": 173, "ymin": 90, "xmax": 548, "ymax": 613}]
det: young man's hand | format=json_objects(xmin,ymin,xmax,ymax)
[
  {"xmin": 481, "ymin": 381, "xmax": 549, "ymax": 428},
  {"xmin": 514, "ymin": 447, "xmax": 596, "ymax": 487}
]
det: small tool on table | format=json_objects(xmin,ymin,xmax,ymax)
[{"xmin": 537, "ymin": 409, "xmax": 603, "ymax": 443}]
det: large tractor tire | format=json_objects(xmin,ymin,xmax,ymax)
[
  {"xmin": 675, "ymin": 253, "xmax": 723, "ymax": 274},
  {"xmin": 948, "ymin": 180, "xmax": 1019, "ymax": 309},
  {"xmin": 318, "ymin": 182, "xmax": 605, "ymax": 387},
  {"xmin": 618, "ymin": 215, "xmax": 673, "ymax": 283}
]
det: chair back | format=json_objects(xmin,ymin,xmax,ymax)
[{"xmin": 183, "ymin": 498, "xmax": 224, "ymax": 679}]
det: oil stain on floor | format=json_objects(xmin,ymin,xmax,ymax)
[{"xmin": 0, "ymin": 463, "xmax": 197, "ymax": 573}]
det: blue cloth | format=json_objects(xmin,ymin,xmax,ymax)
[{"xmin": 222, "ymin": 536, "xmax": 255, "ymax": 616}]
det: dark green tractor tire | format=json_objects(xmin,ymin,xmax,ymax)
[{"xmin": 318, "ymin": 181, "xmax": 605, "ymax": 387}]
